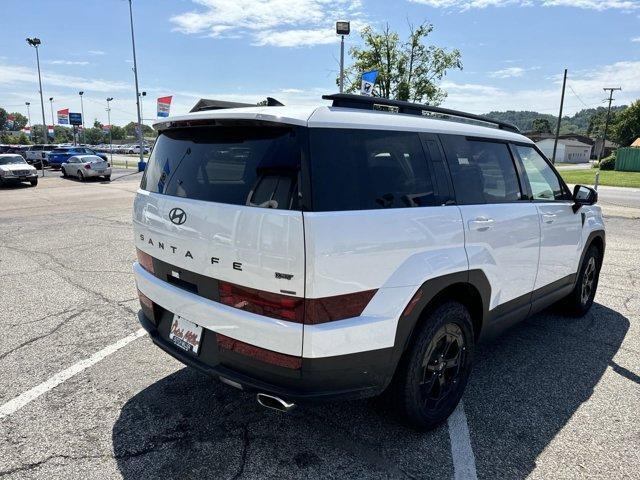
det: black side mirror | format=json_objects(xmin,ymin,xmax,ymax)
[{"xmin": 572, "ymin": 185, "xmax": 598, "ymax": 213}]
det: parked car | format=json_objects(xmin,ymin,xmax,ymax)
[
  {"xmin": 61, "ymin": 155, "xmax": 112, "ymax": 181},
  {"xmin": 132, "ymin": 93, "xmax": 604, "ymax": 429},
  {"xmin": 126, "ymin": 144, "xmax": 150, "ymax": 154},
  {"xmin": 0, "ymin": 154, "xmax": 38, "ymax": 186},
  {"xmin": 46, "ymin": 147, "xmax": 108, "ymax": 169},
  {"xmin": 25, "ymin": 144, "xmax": 55, "ymax": 168}
]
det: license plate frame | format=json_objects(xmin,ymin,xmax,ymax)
[{"xmin": 169, "ymin": 315, "xmax": 203, "ymax": 355}]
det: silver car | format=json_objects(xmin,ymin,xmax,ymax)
[{"xmin": 61, "ymin": 155, "xmax": 112, "ymax": 181}]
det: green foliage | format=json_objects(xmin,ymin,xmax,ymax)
[
  {"xmin": 8, "ymin": 112, "xmax": 28, "ymax": 130},
  {"xmin": 341, "ymin": 22, "xmax": 462, "ymax": 105},
  {"xmin": 124, "ymin": 121, "xmax": 155, "ymax": 138},
  {"xmin": 599, "ymin": 155, "xmax": 616, "ymax": 171},
  {"xmin": 53, "ymin": 126, "xmax": 74, "ymax": 143},
  {"xmin": 110, "ymin": 125, "xmax": 126, "ymax": 140},
  {"xmin": 15, "ymin": 132, "xmax": 31, "ymax": 145},
  {"xmin": 0, "ymin": 108, "xmax": 7, "ymax": 130},
  {"xmin": 83, "ymin": 127, "xmax": 106, "ymax": 145},
  {"xmin": 612, "ymin": 100, "xmax": 640, "ymax": 147},
  {"xmin": 30, "ymin": 125, "xmax": 49, "ymax": 143},
  {"xmin": 531, "ymin": 118, "xmax": 552, "ymax": 134}
]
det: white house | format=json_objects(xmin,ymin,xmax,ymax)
[{"xmin": 536, "ymin": 138, "xmax": 593, "ymax": 163}]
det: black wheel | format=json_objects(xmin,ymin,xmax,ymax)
[
  {"xmin": 78, "ymin": 170, "xmax": 85, "ymax": 182},
  {"xmin": 30, "ymin": 178, "xmax": 38, "ymax": 187},
  {"xmin": 563, "ymin": 245, "xmax": 602, "ymax": 316},
  {"xmin": 104, "ymin": 175, "xmax": 111, "ymax": 181},
  {"xmin": 61, "ymin": 167, "xmax": 68, "ymax": 178},
  {"xmin": 394, "ymin": 301, "xmax": 474, "ymax": 430}
]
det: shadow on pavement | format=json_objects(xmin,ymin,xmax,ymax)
[{"xmin": 112, "ymin": 303, "xmax": 628, "ymax": 480}]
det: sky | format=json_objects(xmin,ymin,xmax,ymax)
[{"xmin": 1, "ymin": 0, "xmax": 639, "ymax": 127}]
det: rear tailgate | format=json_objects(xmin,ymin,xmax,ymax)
[{"xmin": 133, "ymin": 122, "xmax": 305, "ymax": 357}]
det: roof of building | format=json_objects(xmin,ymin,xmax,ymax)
[
  {"xmin": 536, "ymin": 138, "xmax": 592, "ymax": 148},
  {"xmin": 631, "ymin": 138, "xmax": 640, "ymax": 147},
  {"xmin": 155, "ymin": 104, "xmax": 533, "ymax": 144}
]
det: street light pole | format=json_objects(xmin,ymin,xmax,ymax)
[
  {"xmin": 79, "ymin": 91, "xmax": 86, "ymax": 144},
  {"xmin": 128, "ymin": 0, "xmax": 145, "ymax": 168},
  {"xmin": 26, "ymin": 37, "xmax": 47, "ymax": 177},
  {"xmin": 106, "ymin": 97, "xmax": 113, "ymax": 164},
  {"xmin": 336, "ymin": 21, "xmax": 350, "ymax": 93},
  {"xmin": 25, "ymin": 102, "xmax": 31, "ymax": 129},
  {"xmin": 49, "ymin": 97, "xmax": 55, "ymax": 131}
]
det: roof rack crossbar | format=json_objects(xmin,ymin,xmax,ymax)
[{"xmin": 322, "ymin": 93, "xmax": 520, "ymax": 133}]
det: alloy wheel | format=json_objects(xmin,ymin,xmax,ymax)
[{"xmin": 581, "ymin": 257, "xmax": 597, "ymax": 305}]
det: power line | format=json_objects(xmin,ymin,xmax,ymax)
[{"xmin": 567, "ymin": 85, "xmax": 590, "ymax": 109}]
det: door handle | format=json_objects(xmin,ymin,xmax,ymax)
[
  {"xmin": 542, "ymin": 213, "xmax": 556, "ymax": 224},
  {"xmin": 468, "ymin": 217, "xmax": 494, "ymax": 231}
]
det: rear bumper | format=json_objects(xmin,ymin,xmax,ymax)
[{"xmin": 138, "ymin": 309, "xmax": 393, "ymax": 402}]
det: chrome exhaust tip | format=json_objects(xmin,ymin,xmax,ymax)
[{"xmin": 256, "ymin": 393, "xmax": 296, "ymax": 412}]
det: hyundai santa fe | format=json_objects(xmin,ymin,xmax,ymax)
[{"xmin": 133, "ymin": 93, "xmax": 604, "ymax": 429}]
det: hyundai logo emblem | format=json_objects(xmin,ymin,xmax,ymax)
[{"xmin": 168, "ymin": 208, "xmax": 187, "ymax": 225}]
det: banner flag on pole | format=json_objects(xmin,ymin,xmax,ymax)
[
  {"xmin": 57, "ymin": 108, "xmax": 69, "ymax": 124},
  {"xmin": 22, "ymin": 127, "xmax": 31, "ymax": 136},
  {"xmin": 102, "ymin": 124, "xmax": 111, "ymax": 133},
  {"xmin": 7, "ymin": 114, "xmax": 15, "ymax": 129},
  {"xmin": 47, "ymin": 125, "xmax": 54, "ymax": 135},
  {"xmin": 360, "ymin": 70, "xmax": 379, "ymax": 96},
  {"xmin": 157, "ymin": 96, "xmax": 172, "ymax": 117}
]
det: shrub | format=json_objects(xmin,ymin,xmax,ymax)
[{"xmin": 599, "ymin": 155, "xmax": 616, "ymax": 171}]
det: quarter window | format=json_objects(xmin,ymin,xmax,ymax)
[
  {"xmin": 443, "ymin": 136, "xmax": 521, "ymax": 205},
  {"xmin": 309, "ymin": 129, "xmax": 436, "ymax": 211},
  {"xmin": 514, "ymin": 145, "xmax": 566, "ymax": 201}
]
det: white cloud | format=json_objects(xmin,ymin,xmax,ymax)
[
  {"xmin": 88, "ymin": 50, "xmax": 106, "ymax": 55},
  {"xmin": 442, "ymin": 60, "xmax": 640, "ymax": 114},
  {"xmin": 489, "ymin": 67, "xmax": 526, "ymax": 78},
  {"xmin": 170, "ymin": 0, "xmax": 364, "ymax": 47},
  {"xmin": 409, "ymin": 0, "xmax": 640, "ymax": 10},
  {"xmin": 48, "ymin": 60, "xmax": 90, "ymax": 66},
  {"xmin": 632, "ymin": 36, "xmax": 640, "ymax": 42},
  {"xmin": 0, "ymin": 63, "xmax": 130, "ymax": 92}
]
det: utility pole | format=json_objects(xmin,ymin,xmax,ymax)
[
  {"xmin": 598, "ymin": 87, "xmax": 622, "ymax": 161},
  {"xmin": 551, "ymin": 69, "xmax": 567, "ymax": 165},
  {"xmin": 128, "ymin": 0, "xmax": 145, "ymax": 169}
]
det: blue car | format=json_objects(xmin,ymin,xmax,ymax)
[{"xmin": 46, "ymin": 147, "xmax": 108, "ymax": 168}]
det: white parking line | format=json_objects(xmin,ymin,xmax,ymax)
[
  {"xmin": 448, "ymin": 401, "xmax": 478, "ymax": 480},
  {"xmin": 0, "ymin": 329, "xmax": 146, "ymax": 420}
]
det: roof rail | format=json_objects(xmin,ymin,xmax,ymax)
[{"xmin": 322, "ymin": 93, "xmax": 520, "ymax": 133}]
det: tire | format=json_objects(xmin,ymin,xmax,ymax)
[
  {"xmin": 104, "ymin": 175, "xmax": 111, "ymax": 181},
  {"xmin": 78, "ymin": 171, "xmax": 85, "ymax": 182},
  {"xmin": 393, "ymin": 301, "xmax": 474, "ymax": 430},
  {"xmin": 562, "ymin": 245, "xmax": 602, "ymax": 316},
  {"xmin": 30, "ymin": 178, "xmax": 38, "ymax": 187},
  {"xmin": 61, "ymin": 167, "xmax": 68, "ymax": 178}
]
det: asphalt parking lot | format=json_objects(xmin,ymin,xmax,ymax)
[{"xmin": 0, "ymin": 174, "xmax": 638, "ymax": 479}]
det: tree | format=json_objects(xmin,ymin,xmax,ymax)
[
  {"xmin": 53, "ymin": 126, "xmax": 74, "ymax": 143},
  {"xmin": 8, "ymin": 112, "xmax": 28, "ymax": 130},
  {"xmin": 110, "ymin": 125, "xmax": 126, "ymax": 140},
  {"xmin": 531, "ymin": 118, "xmax": 552, "ymax": 134},
  {"xmin": 340, "ymin": 22, "xmax": 462, "ymax": 105},
  {"xmin": 84, "ymin": 127, "xmax": 106, "ymax": 145},
  {"xmin": 124, "ymin": 121, "xmax": 155, "ymax": 138},
  {"xmin": 612, "ymin": 100, "xmax": 640, "ymax": 147},
  {"xmin": 0, "ymin": 108, "xmax": 8, "ymax": 130}
]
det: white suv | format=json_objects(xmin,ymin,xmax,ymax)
[{"xmin": 133, "ymin": 94, "xmax": 604, "ymax": 429}]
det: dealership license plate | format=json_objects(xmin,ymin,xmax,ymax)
[{"xmin": 169, "ymin": 316, "xmax": 203, "ymax": 355}]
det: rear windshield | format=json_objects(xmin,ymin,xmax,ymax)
[{"xmin": 141, "ymin": 125, "xmax": 301, "ymax": 210}]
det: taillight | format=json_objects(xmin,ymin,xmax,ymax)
[
  {"xmin": 137, "ymin": 289, "xmax": 157, "ymax": 324},
  {"xmin": 216, "ymin": 333, "xmax": 302, "ymax": 369},
  {"xmin": 84, "ymin": 164, "xmax": 91, "ymax": 169},
  {"xmin": 136, "ymin": 248, "xmax": 154, "ymax": 274},
  {"xmin": 218, "ymin": 281, "xmax": 304, "ymax": 323},
  {"xmin": 217, "ymin": 281, "xmax": 376, "ymax": 325}
]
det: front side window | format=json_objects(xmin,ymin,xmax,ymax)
[
  {"xmin": 514, "ymin": 145, "xmax": 567, "ymax": 201},
  {"xmin": 442, "ymin": 136, "xmax": 521, "ymax": 205},
  {"xmin": 309, "ymin": 129, "xmax": 436, "ymax": 211},
  {"xmin": 141, "ymin": 125, "xmax": 301, "ymax": 210}
]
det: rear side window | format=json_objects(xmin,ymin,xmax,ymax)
[
  {"xmin": 442, "ymin": 136, "xmax": 521, "ymax": 205},
  {"xmin": 141, "ymin": 125, "xmax": 301, "ymax": 210},
  {"xmin": 309, "ymin": 129, "xmax": 436, "ymax": 211}
]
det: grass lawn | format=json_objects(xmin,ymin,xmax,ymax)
[{"xmin": 559, "ymin": 169, "xmax": 640, "ymax": 189}]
